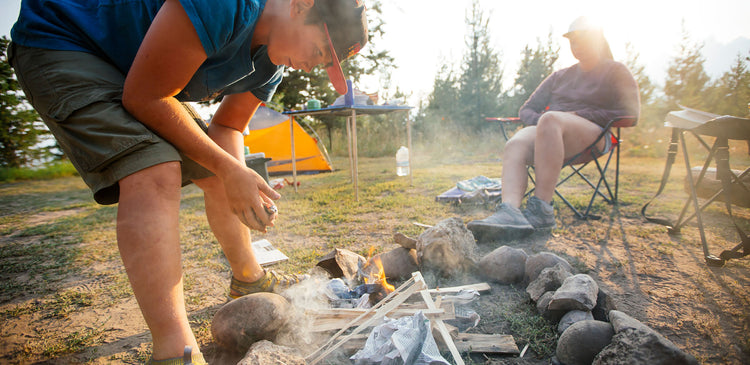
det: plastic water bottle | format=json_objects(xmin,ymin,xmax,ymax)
[{"xmin": 396, "ymin": 146, "xmax": 409, "ymax": 176}]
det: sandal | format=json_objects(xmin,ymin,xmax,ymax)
[
  {"xmin": 148, "ymin": 346, "xmax": 206, "ymax": 365},
  {"xmin": 229, "ymin": 269, "xmax": 309, "ymax": 299}
]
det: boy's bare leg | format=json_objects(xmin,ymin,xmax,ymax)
[
  {"xmin": 193, "ymin": 175, "xmax": 265, "ymax": 283},
  {"xmin": 116, "ymin": 161, "xmax": 200, "ymax": 360}
]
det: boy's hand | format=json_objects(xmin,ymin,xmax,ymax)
[{"xmin": 222, "ymin": 166, "xmax": 280, "ymax": 232}]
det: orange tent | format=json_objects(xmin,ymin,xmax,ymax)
[{"xmin": 243, "ymin": 106, "xmax": 333, "ymax": 175}]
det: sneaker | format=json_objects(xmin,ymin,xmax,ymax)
[
  {"xmin": 523, "ymin": 196, "xmax": 556, "ymax": 229},
  {"xmin": 467, "ymin": 203, "xmax": 534, "ymax": 239},
  {"xmin": 229, "ymin": 269, "xmax": 309, "ymax": 299}
]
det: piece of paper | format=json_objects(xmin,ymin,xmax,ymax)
[{"xmin": 252, "ymin": 239, "xmax": 289, "ymax": 266}]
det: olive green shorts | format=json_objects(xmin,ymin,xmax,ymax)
[{"xmin": 8, "ymin": 43, "xmax": 213, "ymax": 205}]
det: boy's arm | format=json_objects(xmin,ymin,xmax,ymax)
[{"xmin": 121, "ymin": 0, "xmax": 278, "ymax": 230}]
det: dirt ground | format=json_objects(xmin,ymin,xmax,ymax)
[{"xmin": 2, "ymin": 158, "xmax": 750, "ymax": 364}]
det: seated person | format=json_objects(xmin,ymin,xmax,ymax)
[{"xmin": 468, "ymin": 16, "xmax": 640, "ymax": 236}]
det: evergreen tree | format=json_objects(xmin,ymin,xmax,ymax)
[
  {"xmin": 505, "ymin": 33, "xmax": 558, "ymax": 117},
  {"xmin": 624, "ymin": 42, "xmax": 654, "ymax": 108},
  {"xmin": 622, "ymin": 42, "xmax": 668, "ymax": 155},
  {"xmin": 456, "ymin": 0, "xmax": 504, "ymax": 132},
  {"xmin": 663, "ymin": 25, "xmax": 711, "ymax": 110},
  {"xmin": 707, "ymin": 52, "xmax": 750, "ymax": 117},
  {"xmin": 0, "ymin": 36, "xmax": 47, "ymax": 168}
]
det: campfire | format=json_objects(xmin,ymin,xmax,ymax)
[
  {"xmin": 213, "ymin": 219, "xmax": 520, "ymax": 364},
  {"xmin": 360, "ymin": 249, "xmax": 396, "ymax": 305}
]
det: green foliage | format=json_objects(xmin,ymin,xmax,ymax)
[
  {"xmin": 706, "ymin": 51, "xmax": 750, "ymax": 117},
  {"xmin": 663, "ymin": 25, "xmax": 711, "ymax": 110},
  {"xmin": 417, "ymin": 0, "xmax": 505, "ymax": 139},
  {"xmin": 456, "ymin": 0, "xmax": 505, "ymax": 130},
  {"xmin": 504, "ymin": 33, "xmax": 559, "ymax": 116},
  {"xmin": 0, "ymin": 36, "xmax": 49, "ymax": 168}
]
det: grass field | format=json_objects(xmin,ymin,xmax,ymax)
[{"xmin": 1, "ymin": 143, "xmax": 750, "ymax": 364}]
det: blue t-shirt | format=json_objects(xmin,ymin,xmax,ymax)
[{"xmin": 11, "ymin": 0, "xmax": 284, "ymax": 102}]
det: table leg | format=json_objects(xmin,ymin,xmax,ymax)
[
  {"xmin": 407, "ymin": 114, "xmax": 413, "ymax": 186},
  {"xmin": 346, "ymin": 116, "xmax": 353, "ymax": 182},
  {"xmin": 352, "ymin": 110, "xmax": 359, "ymax": 201}
]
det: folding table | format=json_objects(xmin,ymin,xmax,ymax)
[
  {"xmin": 283, "ymin": 105, "xmax": 412, "ymax": 200},
  {"xmin": 642, "ymin": 106, "xmax": 750, "ymax": 266}
]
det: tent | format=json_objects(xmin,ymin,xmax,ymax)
[{"xmin": 243, "ymin": 106, "xmax": 333, "ymax": 175}]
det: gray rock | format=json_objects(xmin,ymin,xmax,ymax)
[
  {"xmin": 594, "ymin": 310, "xmax": 699, "ymax": 365},
  {"xmin": 594, "ymin": 328, "xmax": 699, "ymax": 365},
  {"xmin": 556, "ymin": 320, "xmax": 614, "ymax": 365},
  {"xmin": 316, "ymin": 248, "xmax": 366, "ymax": 282},
  {"xmin": 524, "ymin": 252, "xmax": 573, "ymax": 284},
  {"xmin": 549, "ymin": 274, "xmax": 599, "ymax": 311},
  {"xmin": 417, "ymin": 217, "xmax": 479, "ymax": 277},
  {"xmin": 393, "ymin": 232, "xmax": 418, "ymax": 249},
  {"xmin": 536, "ymin": 291, "xmax": 554, "ymax": 314},
  {"xmin": 592, "ymin": 288, "xmax": 617, "ymax": 322},
  {"xmin": 238, "ymin": 340, "xmax": 306, "ymax": 365},
  {"xmin": 211, "ymin": 293, "xmax": 292, "ymax": 354},
  {"xmin": 558, "ymin": 310, "xmax": 594, "ymax": 334},
  {"xmin": 526, "ymin": 263, "xmax": 573, "ymax": 302},
  {"xmin": 361, "ymin": 247, "xmax": 419, "ymax": 281},
  {"xmin": 608, "ymin": 310, "xmax": 653, "ymax": 333},
  {"xmin": 479, "ymin": 246, "xmax": 528, "ymax": 284},
  {"xmin": 536, "ymin": 291, "xmax": 567, "ymax": 323}
]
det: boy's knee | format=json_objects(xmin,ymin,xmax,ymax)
[{"xmin": 121, "ymin": 162, "xmax": 182, "ymax": 190}]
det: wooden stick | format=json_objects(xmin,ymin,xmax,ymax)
[
  {"xmin": 306, "ymin": 272, "xmax": 427, "ymax": 364},
  {"xmin": 454, "ymin": 333, "xmax": 519, "ymax": 354},
  {"xmin": 308, "ymin": 303, "xmax": 455, "ymax": 332},
  {"xmin": 308, "ymin": 275, "xmax": 416, "ymax": 358},
  {"xmin": 427, "ymin": 282, "xmax": 491, "ymax": 294},
  {"xmin": 416, "ymin": 273, "xmax": 465, "ymax": 365}
]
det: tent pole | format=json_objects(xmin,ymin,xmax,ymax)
[{"xmin": 291, "ymin": 116, "xmax": 297, "ymax": 193}]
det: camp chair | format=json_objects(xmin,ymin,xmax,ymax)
[
  {"xmin": 641, "ymin": 106, "xmax": 750, "ymax": 267},
  {"xmin": 486, "ymin": 115, "xmax": 638, "ymax": 219}
]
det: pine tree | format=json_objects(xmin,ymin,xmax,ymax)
[
  {"xmin": 455, "ymin": 0, "xmax": 504, "ymax": 132},
  {"xmin": 505, "ymin": 33, "xmax": 559, "ymax": 117},
  {"xmin": 707, "ymin": 52, "xmax": 750, "ymax": 117},
  {"xmin": 0, "ymin": 36, "xmax": 47, "ymax": 168},
  {"xmin": 663, "ymin": 25, "xmax": 711, "ymax": 110}
]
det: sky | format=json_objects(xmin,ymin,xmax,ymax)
[{"xmin": 2, "ymin": 0, "xmax": 749, "ymax": 108}]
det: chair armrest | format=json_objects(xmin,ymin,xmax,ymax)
[
  {"xmin": 485, "ymin": 117, "xmax": 522, "ymax": 124},
  {"xmin": 486, "ymin": 117, "xmax": 523, "ymax": 141}
]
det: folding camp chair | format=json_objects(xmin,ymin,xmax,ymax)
[
  {"xmin": 487, "ymin": 115, "xmax": 638, "ymax": 219},
  {"xmin": 642, "ymin": 106, "xmax": 750, "ymax": 267}
]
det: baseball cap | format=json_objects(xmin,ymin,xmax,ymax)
[
  {"xmin": 314, "ymin": 0, "xmax": 368, "ymax": 94},
  {"xmin": 563, "ymin": 16, "xmax": 602, "ymax": 38}
]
